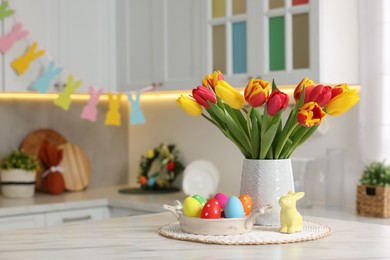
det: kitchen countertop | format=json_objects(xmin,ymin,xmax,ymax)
[
  {"xmin": 1, "ymin": 185, "xmax": 390, "ymax": 226},
  {"xmin": 0, "ymin": 185, "xmax": 187, "ymax": 217},
  {"xmin": 0, "ymin": 212, "xmax": 389, "ymax": 259}
]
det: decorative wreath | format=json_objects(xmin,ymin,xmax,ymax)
[{"xmin": 138, "ymin": 143, "xmax": 184, "ymax": 190}]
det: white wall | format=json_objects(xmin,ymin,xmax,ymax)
[{"xmin": 128, "ymin": 96, "xmax": 362, "ymax": 209}]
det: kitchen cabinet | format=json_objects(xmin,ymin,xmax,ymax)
[
  {"xmin": 46, "ymin": 206, "xmax": 109, "ymax": 226},
  {"xmin": 200, "ymin": 0, "xmax": 359, "ymax": 86},
  {"xmin": 108, "ymin": 206, "xmax": 159, "ymax": 218},
  {"xmin": 1, "ymin": 0, "xmax": 116, "ymax": 93},
  {"xmin": 116, "ymin": 0, "xmax": 204, "ymax": 91},
  {"xmin": 0, "ymin": 213, "xmax": 45, "ymax": 231}
]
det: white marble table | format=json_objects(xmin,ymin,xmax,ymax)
[{"xmin": 0, "ymin": 212, "xmax": 389, "ymax": 259}]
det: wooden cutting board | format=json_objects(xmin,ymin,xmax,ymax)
[
  {"xmin": 58, "ymin": 143, "xmax": 92, "ymax": 191},
  {"xmin": 20, "ymin": 128, "xmax": 68, "ymax": 190}
]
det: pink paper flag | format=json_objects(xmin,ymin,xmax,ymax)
[
  {"xmin": 81, "ymin": 86, "xmax": 104, "ymax": 122},
  {"xmin": 0, "ymin": 23, "xmax": 29, "ymax": 54}
]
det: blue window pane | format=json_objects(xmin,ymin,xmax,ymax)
[{"xmin": 232, "ymin": 21, "xmax": 247, "ymax": 73}]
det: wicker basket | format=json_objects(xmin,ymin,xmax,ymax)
[{"xmin": 356, "ymin": 185, "xmax": 390, "ymax": 217}]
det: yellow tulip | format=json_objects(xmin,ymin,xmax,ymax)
[
  {"xmin": 147, "ymin": 150, "xmax": 155, "ymax": 158},
  {"xmin": 176, "ymin": 95, "xmax": 202, "ymax": 116},
  {"xmin": 215, "ymin": 80, "xmax": 244, "ymax": 109},
  {"xmin": 326, "ymin": 84, "xmax": 359, "ymax": 116}
]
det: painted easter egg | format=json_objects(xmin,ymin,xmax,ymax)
[
  {"xmin": 201, "ymin": 198, "xmax": 221, "ymax": 219},
  {"xmin": 224, "ymin": 196, "xmax": 245, "ymax": 218},
  {"xmin": 192, "ymin": 194, "xmax": 207, "ymax": 206},
  {"xmin": 239, "ymin": 194, "xmax": 252, "ymax": 216},
  {"xmin": 183, "ymin": 197, "xmax": 203, "ymax": 217},
  {"xmin": 214, "ymin": 192, "xmax": 229, "ymax": 209}
]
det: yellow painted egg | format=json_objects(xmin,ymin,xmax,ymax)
[{"xmin": 183, "ymin": 196, "xmax": 203, "ymax": 217}]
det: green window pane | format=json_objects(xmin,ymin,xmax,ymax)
[
  {"xmin": 232, "ymin": 22, "xmax": 247, "ymax": 73},
  {"xmin": 213, "ymin": 25, "xmax": 226, "ymax": 73},
  {"xmin": 269, "ymin": 16, "xmax": 285, "ymax": 71},
  {"xmin": 232, "ymin": 0, "xmax": 246, "ymax": 15},
  {"xmin": 213, "ymin": 0, "xmax": 225, "ymax": 18},
  {"xmin": 292, "ymin": 0, "xmax": 309, "ymax": 6},
  {"xmin": 293, "ymin": 13, "xmax": 309, "ymax": 69},
  {"xmin": 269, "ymin": 0, "xmax": 284, "ymax": 9}
]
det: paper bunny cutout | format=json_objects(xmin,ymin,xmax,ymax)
[
  {"xmin": 11, "ymin": 42, "xmax": 45, "ymax": 75},
  {"xmin": 105, "ymin": 93, "xmax": 122, "ymax": 126},
  {"xmin": 0, "ymin": 23, "xmax": 29, "ymax": 54},
  {"xmin": 0, "ymin": 1, "xmax": 15, "ymax": 20},
  {"xmin": 54, "ymin": 75, "xmax": 82, "ymax": 110},
  {"xmin": 32, "ymin": 61, "xmax": 63, "ymax": 93},
  {"xmin": 81, "ymin": 86, "xmax": 104, "ymax": 122},
  {"xmin": 127, "ymin": 90, "xmax": 145, "ymax": 125}
]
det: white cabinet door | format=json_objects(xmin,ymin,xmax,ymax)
[
  {"xmin": 117, "ymin": 0, "xmax": 202, "ymax": 91},
  {"xmin": 45, "ymin": 207, "xmax": 108, "ymax": 226},
  {"xmin": 2, "ymin": 0, "xmax": 116, "ymax": 93},
  {"xmin": 0, "ymin": 213, "xmax": 45, "ymax": 231}
]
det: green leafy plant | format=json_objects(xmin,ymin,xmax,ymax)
[
  {"xmin": 0, "ymin": 150, "xmax": 39, "ymax": 171},
  {"xmin": 360, "ymin": 161, "xmax": 390, "ymax": 187}
]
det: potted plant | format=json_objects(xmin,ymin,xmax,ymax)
[
  {"xmin": 356, "ymin": 161, "xmax": 390, "ymax": 217},
  {"xmin": 0, "ymin": 150, "xmax": 39, "ymax": 199}
]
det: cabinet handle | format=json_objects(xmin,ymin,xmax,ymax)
[{"xmin": 62, "ymin": 215, "xmax": 92, "ymax": 223}]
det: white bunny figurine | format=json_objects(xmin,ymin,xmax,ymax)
[{"xmin": 279, "ymin": 191, "xmax": 305, "ymax": 234}]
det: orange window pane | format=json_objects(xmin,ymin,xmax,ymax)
[
  {"xmin": 213, "ymin": 0, "xmax": 226, "ymax": 18},
  {"xmin": 292, "ymin": 0, "xmax": 309, "ymax": 6},
  {"xmin": 232, "ymin": 0, "xmax": 246, "ymax": 15},
  {"xmin": 213, "ymin": 25, "xmax": 226, "ymax": 73},
  {"xmin": 292, "ymin": 13, "xmax": 309, "ymax": 69},
  {"xmin": 269, "ymin": 0, "xmax": 284, "ymax": 9}
]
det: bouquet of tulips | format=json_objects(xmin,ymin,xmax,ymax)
[{"xmin": 177, "ymin": 71, "xmax": 359, "ymax": 159}]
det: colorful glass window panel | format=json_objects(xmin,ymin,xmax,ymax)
[
  {"xmin": 212, "ymin": 0, "xmax": 226, "ymax": 18},
  {"xmin": 293, "ymin": 13, "xmax": 309, "ymax": 69},
  {"xmin": 232, "ymin": 0, "xmax": 246, "ymax": 15},
  {"xmin": 292, "ymin": 0, "xmax": 309, "ymax": 6},
  {"xmin": 269, "ymin": 16, "xmax": 285, "ymax": 71},
  {"xmin": 213, "ymin": 25, "xmax": 226, "ymax": 73},
  {"xmin": 269, "ymin": 0, "xmax": 284, "ymax": 9},
  {"xmin": 232, "ymin": 22, "xmax": 247, "ymax": 73}
]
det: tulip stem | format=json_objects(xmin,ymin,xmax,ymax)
[
  {"xmin": 201, "ymin": 113, "xmax": 216, "ymax": 126},
  {"xmin": 275, "ymin": 121, "xmax": 299, "ymax": 159}
]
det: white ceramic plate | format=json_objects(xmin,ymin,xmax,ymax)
[{"xmin": 182, "ymin": 160, "xmax": 219, "ymax": 199}]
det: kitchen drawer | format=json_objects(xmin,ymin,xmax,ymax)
[
  {"xmin": 0, "ymin": 213, "xmax": 45, "ymax": 231},
  {"xmin": 46, "ymin": 207, "xmax": 108, "ymax": 226},
  {"xmin": 108, "ymin": 206, "xmax": 158, "ymax": 218}
]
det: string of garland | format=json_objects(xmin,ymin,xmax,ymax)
[{"xmin": 138, "ymin": 144, "xmax": 184, "ymax": 190}]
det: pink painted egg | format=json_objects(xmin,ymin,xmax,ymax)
[
  {"xmin": 214, "ymin": 192, "xmax": 229, "ymax": 209},
  {"xmin": 239, "ymin": 194, "xmax": 252, "ymax": 216},
  {"xmin": 200, "ymin": 198, "xmax": 221, "ymax": 219}
]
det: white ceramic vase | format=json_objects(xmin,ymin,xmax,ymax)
[
  {"xmin": 240, "ymin": 159, "xmax": 295, "ymax": 226},
  {"xmin": 0, "ymin": 169, "xmax": 36, "ymax": 199}
]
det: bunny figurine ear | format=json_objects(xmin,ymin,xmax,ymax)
[{"xmin": 294, "ymin": 192, "xmax": 305, "ymax": 201}]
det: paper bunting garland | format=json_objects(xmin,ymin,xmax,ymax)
[
  {"xmin": 0, "ymin": 1, "xmax": 14, "ymax": 20},
  {"xmin": 105, "ymin": 93, "xmax": 122, "ymax": 126},
  {"xmin": 54, "ymin": 75, "xmax": 82, "ymax": 110},
  {"xmin": 81, "ymin": 86, "xmax": 103, "ymax": 122},
  {"xmin": 0, "ymin": 23, "xmax": 28, "ymax": 54},
  {"xmin": 32, "ymin": 61, "xmax": 63, "ymax": 93},
  {"xmin": 2, "ymin": 1, "xmax": 155, "ymax": 126},
  {"xmin": 11, "ymin": 41, "xmax": 45, "ymax": 75},
  {"xmin": 127, "ymin": 90, "xmax": 145, "ymax": 125}
]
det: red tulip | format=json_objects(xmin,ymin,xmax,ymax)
[
  {"xmin": 192, "ymin": 85, "xmax": 217, "ymax": 108},
  {"xmin": 267, "ymin": 90, "xmax": 289, "ymax": 116},
  {"xmin": 308, "ymin": 84, "xmax": 332, "ymax": 107},
  {"xmin": 297, "ymin": 102, "xmax": 326, "ymax": 127},
  {"xmin": 167, "ymin": 161, "xmax": 175, "ymax": 171},
  {"xmin": 244, "ymin": 79, "xmax": 270, "ymax": 107},
  {"xmin": 294, "ymin": 77, "xmax": 315, "ymax": 104}
]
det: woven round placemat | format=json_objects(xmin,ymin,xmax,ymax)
[{"xmin": 159, "ymin": 221, "xmax": 331, "ymax": 245}]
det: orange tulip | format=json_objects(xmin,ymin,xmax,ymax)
[
  {"xmin": 202, "ymin": 70, "xmax": 224, "ymax": 91},
  {"xmin": 294, "ymin": 77, "xmax": 315, "ymax": 104},
  {"xmin": 244, "ymin": 79, "xmax": 270, "ymax": 107}
]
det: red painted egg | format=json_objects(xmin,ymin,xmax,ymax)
[
  {"xmin": 239, "ymin": 194, "xmax": 252, "ymax": 216},
  {"xmin": 200, "ymin": 198, "xmax": 221, "ymax": 219}
]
